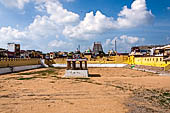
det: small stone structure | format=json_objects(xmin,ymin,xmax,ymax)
[{"xmin": 64, "ymin": 58, "xmax": 88, "ymax": 77}]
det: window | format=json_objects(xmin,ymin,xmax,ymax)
[
  {"xmin": 160, "ymin": 58, "xmax": 162, "ymax": 61},
  {"xmin": 156, "ymin": 58, "xmax": 158, "ymax": 62}
]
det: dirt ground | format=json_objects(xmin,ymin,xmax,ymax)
[{"xmin": 0, "ymin": 67, "xmax": 170, "ymax": 113}]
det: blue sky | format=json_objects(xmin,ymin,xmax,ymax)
[{"xmin": 0, "ymin": 0, "xmax": 170, "ymax": 53}]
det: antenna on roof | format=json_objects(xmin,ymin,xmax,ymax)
[
  {"xmin": 115, "ymin": 40, "xmax": 117, "ymax": 52},
  {"xmin": 77, "ymin": 45, "xmax": 80, "ymax": 51}
]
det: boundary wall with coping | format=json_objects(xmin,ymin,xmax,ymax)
[{"xmin": 0, "ymin": 58, "xmax": 41, "ymax": 68}]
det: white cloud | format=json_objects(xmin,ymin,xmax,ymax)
[
  {"xmin": 26, "ymin": 0, "xmax": 80, "ymax": 47},
  {"xmin": 63, "ymin": 11, "xmax": 116, "ymax": 40},
  {"xmin": 0, "ymin": 0, "xmax": 153, "ymax": 52},
  {"xmin": 65, "ymin": 0, "xmax": 75, "ymax": 2},
  {"xmin": 34, "ymin": 1, "xmax": 80, "ymax": 24},
  {"xmin": 0, "ymin": 0, "xmax": 79, "ymax": 51},
  {"xmin": 106, "ymin": 35, "xmax": 143, "ymax": 46},
  {"xmin": 28, "ymin": 15, "xmax": 59, "ymax": 39},
  {"xmin": 45, "ymin": 1, "xmax": 79, "ymax": 24},
  {"xmin": 48, "ymin": 40, "xmax": 71, "ymax": 48},
  {"xmin": 63, "ymin": 0, "xmax": 154, "ymax": 40},
  {"xmin": 0, "ymin": 26, "xmax": 26, "ymax": 40},
  {"xmin": 167, "ymin": 7, "xmax": 170, "ymax": 10},
  {"xmin": 0, "ymin": 26, "xmax": 26, "ymax": 47},
  {"xmin": 56, "ymin": 35, "xmax": 59, "ymax": 39},
  {"xmin": 104, "ymin": 35, "xmax": 145, "ymax": 52},
  {"xmin": 117, "ymin": 0, "xmax": 153, "ymax": 28},
  {"xmin": 115, "ymin": 35, "xmax": 141, "ymax": 44},
  {"xmin": 35, "ymin": 4, "xmax": 46, "ymax": 12},
  {"xmin": 0, "ymin": 0, "xmax": 30, "ymax": 9}
]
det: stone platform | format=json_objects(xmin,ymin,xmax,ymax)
[{"xmin": 64, "ymin": 70, "xmax": 88, "ymax": 77}]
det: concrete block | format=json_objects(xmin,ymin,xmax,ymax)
[
  {"xmin": 0, "ymin": 68, "xmax": 12, "ymax": 74},
  {"xmin": 0, "ymin": 65, "xmax": 42, "ymax": 75},
  {"xmin": 13, "ymin": 65, "xmax": 42, "ymax": 72},
  {"xmin": 65, "ymin": 70, "xmax": 88, "ymax": 77}
]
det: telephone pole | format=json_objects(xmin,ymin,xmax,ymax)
[{"xmin": 115, "ymin": 40, "xmax": 117, "ymax": 52}]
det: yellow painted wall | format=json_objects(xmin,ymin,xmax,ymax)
[
  {"xmin": 1, "ymin": 55, "xmax": 169, "ymax": 70},
  {"xmin": 164, "ymin": 64, "xmax": 170, "ymax": 71},
  {"xmin": 84, "ymin": 55, "xmax": 91, "ymax": 61},
  {"xmin": 48, "ymin": 55, "xmax": 170, "ymax": 69},
  {"xmin": 128, "ymin": 56, "xmax": 170, "ymax": 67},
  {"xmin": 53, "ymin": 58, "xmax": 67, "ymax": 64},
  {"xmin": 50, "ymin": 55, "xmax": 170, "ymax": 70},
  {"xmin": 0, "ymin": 58, "xmax": 41, "ymax": 68},
  {"xmin": 53, "ymin": 55, "xmax": 129, "ymax": 64},
  {"xmin": 105, "ymin": 55, "xmax": 129, "ymax": 64}
]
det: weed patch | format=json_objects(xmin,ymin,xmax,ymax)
[
  {"xmin": 132, "ymin": 88, "xmax": 170, "ymax": 109},
  {"xmin": 18, "ymin": 69, "xmax": 56, "ymax": 76}
]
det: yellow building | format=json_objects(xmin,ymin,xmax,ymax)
[{"xmin": 128, "ymin": 56, "xmax": 170, "ymax": 68}]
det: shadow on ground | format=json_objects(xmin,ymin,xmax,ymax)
[{"xmin": 88, "ymin": 74, "xmax": 101, "ymax": 77}]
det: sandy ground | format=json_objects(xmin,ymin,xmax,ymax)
[{"xmin": 0, "ymin": 67, "xmax": 170, "ymax": 113}]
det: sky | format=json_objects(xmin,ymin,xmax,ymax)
[{"xmin": 0, "ymin": 0, "xmax": 170, "ymax": 53}]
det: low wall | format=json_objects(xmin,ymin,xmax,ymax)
[
  {"xmin": 0, "ymin": 65, "xmax": 42, "ymax": 75},
  {"xmin": 53, "ymin": 55, "xmax": 129, "ymax": 64},
  {"xmin": 52, "ymin": 64, "xmax": 127, "ymax": 68},
  {"xmin": 0, "ymin": 58, "xmax": 41, "ymax": 68},
  {"xmin": 87, "ymin": 64, "xmax": 127, "ymax": 67}
]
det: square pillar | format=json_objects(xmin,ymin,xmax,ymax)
[
  {"xmin": 85, "ymin": 61, "xmax": 87, "ymax": 70},
  {"xmin": 80, "ymin": 61, "xmax": 83, "ymax": 70},
  {"xmin": 72, "ymin": 61, "xmax": 76, "ymax": 70},
  {"xmin": 67, "ymin": 61, "xmax": 71, "ymax": 70}
]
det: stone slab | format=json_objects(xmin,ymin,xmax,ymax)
[{"xmin": 65, "ymin": 70, "xmax": 88, "ymax": 77}]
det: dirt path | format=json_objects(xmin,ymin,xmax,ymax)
[{"xmin": 0, "ymin": 67, "xmax": 170, "ymax": 113}]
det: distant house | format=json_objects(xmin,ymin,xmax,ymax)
[
  {"xmin": 130, "ymin": 45, "xmax": 170, "ymax": 57},
  {"xmin": 107, "ymin": 50, "xmax": 117, "ymax": 56},
  {"xmin": 50, "ymin": 52, "xmax": 56, "ymax": 59},
  {"xmin": 7, "ymin": 43, "xmax": 20, "ymax": 58},
  {"xmin": 26, "ymin": 50, "xmax": 42, "ymax": 58},
  {"xmin": 0, "ymin": 48, "xmax": 7, "ymax": 58},
  {"xmin": 20, "ymin": 50, "xmax": 29, "ymax": 58},
  {"xmin": 130, "ymin": 45, "xmax": 165, "ymax": 56},
  {"xmin": 56, "ymin": 51, "xmax": 68, "ymax": 58},
  {"xmin": 154, "ymin": 45, "xmax": 170, "ymax": 57}
]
